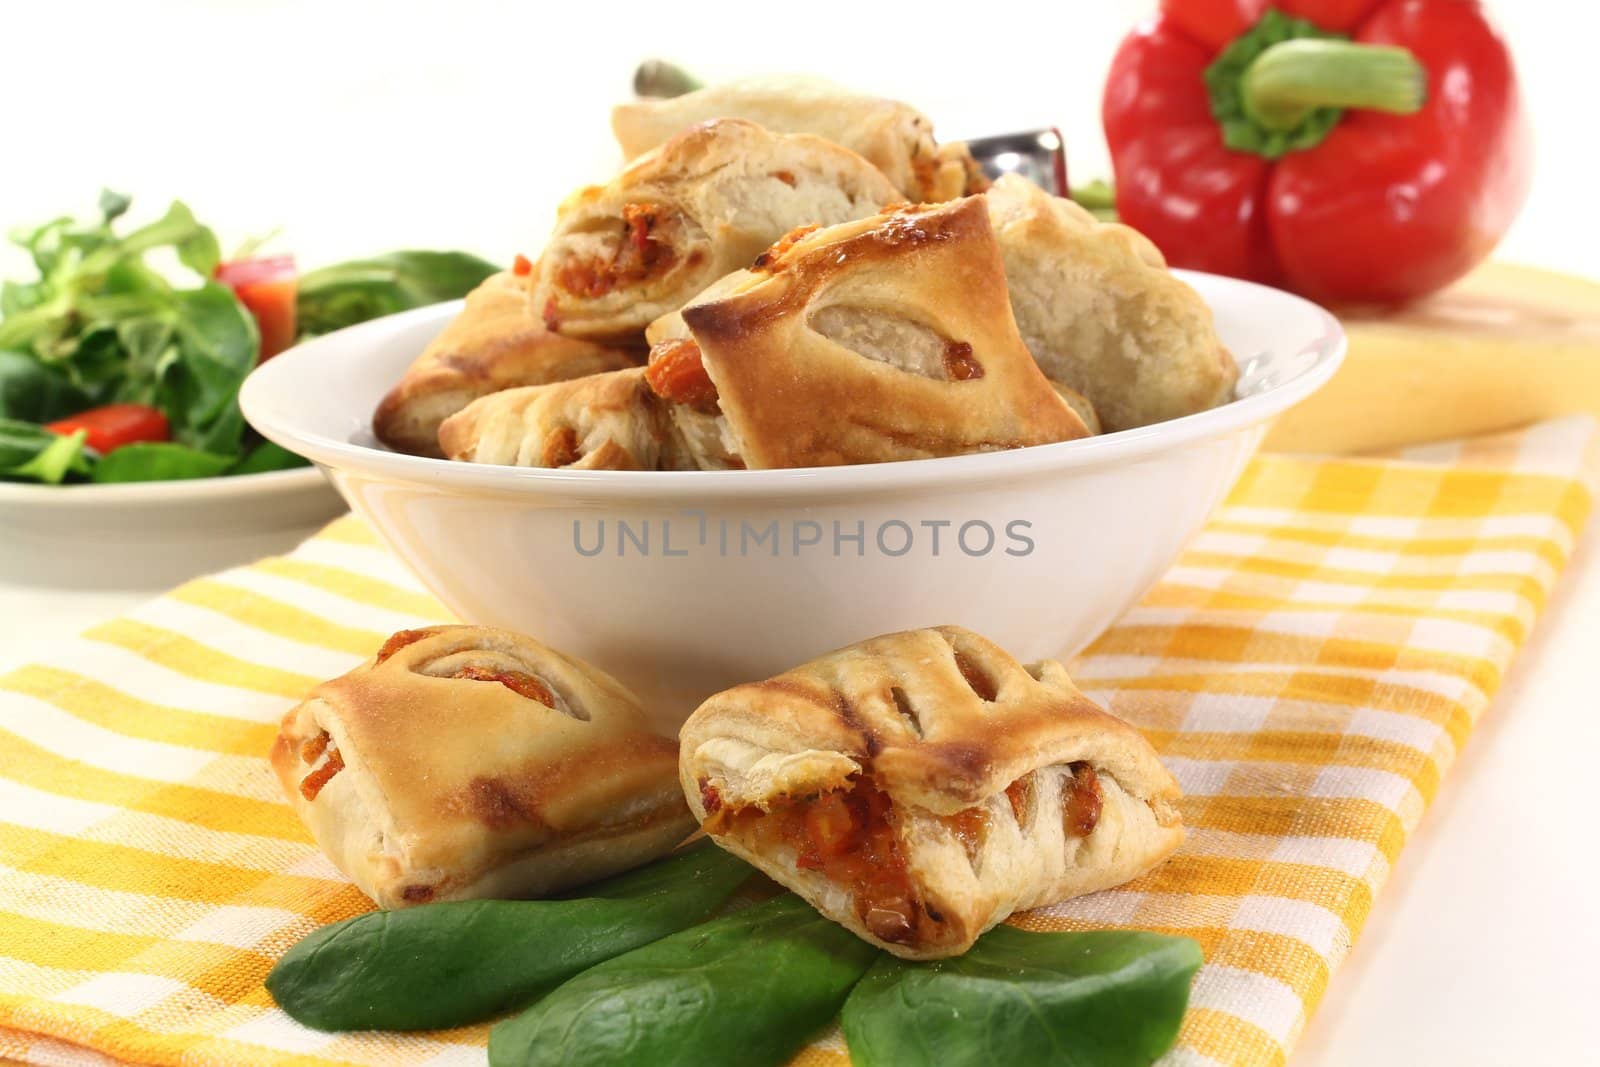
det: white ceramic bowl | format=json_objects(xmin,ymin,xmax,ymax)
[
  {"xmin": 0, "ymin": 467, "xmax": 346, "ymax": 590},
  {"xmin": 241, "ymin": 271, "xmax": 1343, "ymax": 726}
]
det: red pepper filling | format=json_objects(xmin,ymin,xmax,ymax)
[
  {"xmin": 942, "ymin": 805, "xmax": 989, "ymax": 864},
  {"xmin": 542, "ymin": 425, "xmax": 581, "ymax": 468},
  {"xmin": 1005, "ymin": 775, "xmax": 1032, "ymax": 824},
  {"xmin": 554, "ymin": 202, "xmax": 679, "ymax": 298},
  {"xmin": 1063, "ymin": 763, "xmax": 1103, "ymax": 838},
  {"xmin": 701, "ymin": 774, "xmax": 945, "ymax": 946},
  {"xmin": 450, "ymin": 665, "xmax": 558, "ymax": 707},
  {"xmin": 646, "ymin": 337, "xmax": 721, "ymax": 415},
  {"xmin": 698, "ymin": 763, "xmax": 1104, "ymax": 945},
  {"xmin": 299, "ymin": 731, "xmax": 328, "ymax": 765},
  {"xmin": 375, "ymin": 627, "xmax": 446, "ymax": 663},
  {"xmin": 751, "ymin": 223, "xmax": 820, "ymax": 272},
  {"xmin": 299, "ymin": 731, "xmax": 344, "ymax": 801},
  {"xmin": 943, "ymin": 341, "xmax": 984, "ymax": 381},
  {"xmin": 512, "ymin": 253, "xmax": 534, "ymax": 276}
]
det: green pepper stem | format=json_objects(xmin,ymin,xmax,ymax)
[
  {"xmin": 1070, "ymin": 180, "xmax": 1118, "ymax": 221},
  {"xmin": 1241, "ymin": 39, "xmax": 1426, "ymax": 132}
]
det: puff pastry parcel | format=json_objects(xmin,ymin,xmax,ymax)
[
  {"xmin": 530, "ymin": 118, "xmax": 899, "ymax": 343},
  {"xmin": 270, "ymin": 625, "xmax": 693, "ymax": 908},
  {"xmin": 642, "ymin": 196, "xmax": 1091, "ymax": 469},
  {"xmin": 438, "ymin": 366, "xmax": 687, "ymax": 470},
  {"xmin": 985, "ymin": 175, "xmax": 1239, "ymax": 432},
  {"xmin": 611, "ymin": 75, "xmax": 984, "ymax": 203},
  {"xmin": 371, "ymin": 271, "xmax": 639, "ymax": 457},
  {"xmin": 680, "ymin": 627, "xmax": 1184, "ymax": 959}
]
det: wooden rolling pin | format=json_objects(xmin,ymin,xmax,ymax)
[{"xmin": 1264, "ymin": 262, "xmax": 1600, "ymax": 454}]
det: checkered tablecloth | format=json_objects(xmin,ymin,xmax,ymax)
[{"xmin": 2, "ymin": 416, "xmax": 1594, "ymax": 1067}]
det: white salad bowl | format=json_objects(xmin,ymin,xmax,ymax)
[
  {"xmin": 0, "ymin": 467, "xmax": 345, "ymax": 590},
  {"xmin": 241, "ymin": 271, "xmax": 1344, "ymax": 726}
]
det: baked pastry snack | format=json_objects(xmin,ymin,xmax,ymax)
[
  {"xmin": 984, "ymin": 174, "xmax": 1239, "ymax": 432},
  {"xmin": 372, "ymin": 271, "xmax": 640, "ymax": 457},
  {"xmin": 611, "ymin": 75, "xmax": 985, "ymax": 202},
  {"xmin": 270, "ymin": 625, "xmax": 693, "ymax": 909},
  {"xmin": 438, "ymin": 366, "xmax": 686, "ymax": 470},
  {"xmin": 530, "ymin": 118, "xmax": 900, "ymax": 342},
  {"xmin": 1050, "ymin": 381, "xmax": 1101, "ymax": 435},
  {"xmin": 641, "ymin": 196, "xmax": 1092, "ymax": 469},
  {"xmin": 680, "ymin": 626, "xmax": 1184, "ymax": 959}
]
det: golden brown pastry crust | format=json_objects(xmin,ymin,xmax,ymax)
[
  {"xmin": 437, "ymin": 367, "xmax": 687, "ymax": 470},
  {"xmin": 1050, "ymin": 381, "xmax": 1101, "ymax": 434},
  {"xmin": 984, "ymin": 174, "xmax": 1239, "ymax": 432},
  {"xmin": 679, "ymin": 626, "xmax": 1183, "ymax": 958},
  {"xmin": 663, "ymin": 197, "xmax": 1090, "ymax": 469},
  {"xmin": 371, "ymin": 271, "xmax": 640, "ymax": 458},
  {"xmin": 531, "ymin": 119, "xmax": 900, "ymax": 342},
  {"xmin": 611, "ymin": 76, "xmax": 982, "ymax": 202},
  {"xmin": 270, "ymin": 625, "xmax": 693, "ymax": 908}
]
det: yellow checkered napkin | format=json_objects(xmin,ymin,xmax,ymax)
[{"xmin": 2, "ymin": 416, "xmax": 1595, "ymax": 1067}]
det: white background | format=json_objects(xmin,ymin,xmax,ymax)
[
  {"xmin": 3, "ymin": 3, "xmax": 1598, "ymax": 1065},
  {"xmin": 0, "ymin": 1, "xmax": 1594, "ymax": 279}
]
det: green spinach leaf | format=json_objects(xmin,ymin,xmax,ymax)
[
  {"xmin": 266, "ymin": 841, "xmax": 752, "ymax": 1033},
  {"xmin": 296, "ymin": 250, "xmax": 498, "ymax": 337},
  {"xmin": 840, "ymin": 927, "xmax": 1203, "ymax": 1067},
  {"xmin": 488, "ymin": 894, "xmax": 879, "ymax": 1067},
  {"xmin": 90, "ymin": 442, "xmax": 233, "ymax": 483}
]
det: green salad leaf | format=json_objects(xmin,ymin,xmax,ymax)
[
  {"xmin": 0, "ymin": 419, "xmax": 89, "ymax": 483},
  {"xmin": 840, "ymin": 927, "xmax": 1203, "ymax": 1067},
  {"xmin": 164, "ymin": 282, "xmax": 259, "ymax": 452},
  {"xmin": 0, "ymin": 350, "xmax": 90, "ymax": 422},
  {"xmin": 98, "ymin": 189, "xmax": 132, "ymax": 222},
  {"xmin": 0, "ymin": 192, "xmax": 260, "ymax": 485},
  {"xmin": 91, "ymin": 442, "xmax": 234, "ymax": 483},
  {"xmin": 230, "ymin": 440, "xmax": 308, "ymax": 476},
  {"xmin": 266, "ymin": 842, "xmax": 753, "ymax": 1033},
  {"xmin": 0, "ymin": 191, "xmax": 498, "ymax": 484},
  {"xmin": 13, "ymin": 432, "xmax": 90, "ymax": 483},
  {"xmin": 296, "ymin": 250, "xmax": 498, "ymax": 337},
  {"xmin": 0, "ymin": 197, "xmax": 224, "ymax": 363},
  {"xmin": 488, "ymin": 894, "xmax": 879, "ymax": 1067}
]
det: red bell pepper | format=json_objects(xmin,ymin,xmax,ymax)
[
  {"xmin": 215, "ymin": 255, "xmax": 299, "ymax": 359},
  {"xmin": 46, "ymin": 403, "xmax": 169, "ymax": 454},
  {"xmin": 1103, "ymin": 0, "xmax": 1529, "ymax": 305}
]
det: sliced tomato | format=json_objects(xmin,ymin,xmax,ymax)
[
  {"xmin": 45, "ymin": 403, "xmax": 169, "ymax": 454},
  {"xmin": 215, "ymin": 255, "xmax": 298, "ymax": 360}
]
